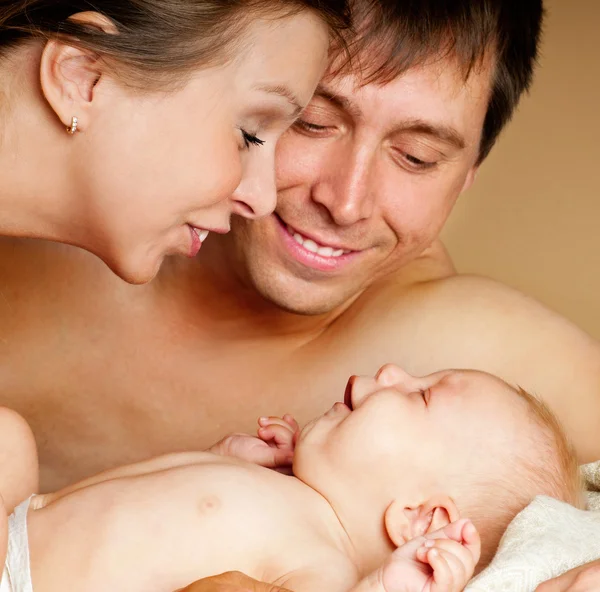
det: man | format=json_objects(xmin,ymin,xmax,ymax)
[{"xmin": 2, "ymin": 0, "xmax": 599, "ymax": 589}]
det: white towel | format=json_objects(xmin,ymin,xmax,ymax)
[{"xmin": 465, "ymin": 461, "xmax": 600, "ymax": 591}]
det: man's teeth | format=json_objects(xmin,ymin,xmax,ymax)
[
  {"xmin": 286, "ymin": 225, "xmax": 348, "ymax": 258},
  {"xmin": 194, "ymin": 229, "xmax": 209, "ymax": 242}
]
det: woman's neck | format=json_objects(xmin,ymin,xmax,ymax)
[{"xmin": 0, "ymin": 47, "xmax": 81, "ymax": 245}]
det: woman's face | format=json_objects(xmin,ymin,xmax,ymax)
[{"xmin": 73, "ymin": 12, "xmax": 329, "ymax": 283}]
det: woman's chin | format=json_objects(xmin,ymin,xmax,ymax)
[{"xmin": 103, "ymin": 250, "xmax": 163, "ymax": 285}]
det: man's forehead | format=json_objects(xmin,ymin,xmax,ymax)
[
  {"xmin": 316, "ymin": 58, "xmax": 492, "ymax": 144},
  {"xmin": 321, "ymin": 52, "xmax": 493, "ymax": 109}
]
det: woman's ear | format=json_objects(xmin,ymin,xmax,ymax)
[
  {"xmin": 386, "ymin": 494, "xmax": 460, "ymax": 546},
  {"xmin": 39, "ymin": 12, "xmax": 117, "ymax": 132}
]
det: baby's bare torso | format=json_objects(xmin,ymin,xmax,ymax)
[{"xmin": 25, "ymin": 452, "xmax": 355, "ymax": 592}]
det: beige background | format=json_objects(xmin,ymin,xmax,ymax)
[{"xmin": 442, "ymin": 0, "xmax": 600, "ymax": 339}]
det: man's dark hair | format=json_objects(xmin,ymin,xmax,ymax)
[{"xmin": 340, "ymin": 0, "xmax": 544, "ymax": 163}]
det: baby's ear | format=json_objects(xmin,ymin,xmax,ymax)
[{"xmin": 385, "ymin": 495, "xmax": 460, "ymax": 546}]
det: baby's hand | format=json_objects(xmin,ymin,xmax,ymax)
[
  {"xmin": 381, "ymin": 519, "xmax": 480, "ymax": 592},
  {"xmin": 257, "ymin": 414, "xmax": 299, "ymax": 452},
  {"xmin": 256, "ymin": 414, "xmax": 299, "ymax": 474},
  {"xmin": 208, "ymin": 415, "xmax": 299, "ymax": 471}
]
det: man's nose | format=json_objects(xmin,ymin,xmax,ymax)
[
  {"xmin": 231, "ymin": 148, "xmax": 278, "ymax": 220},
  {"xmin": 311, "ymin": 144, "xmax": 375, "ymax": 227}
]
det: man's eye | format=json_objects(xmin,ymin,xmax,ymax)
[
  {"xmin": 293, "ymin": 119, "xmax": 328, "ymax": 134},
  {"xmin": 403, "ymin": 153, "xmax": 437, "ymax": 170},
  {"xmin": 393, "ymin": 148, "xmax": 438, "ymax": 172},
  {"xmin": 406, "ymin": 154, "xmax": 426, "ymax": 166}
]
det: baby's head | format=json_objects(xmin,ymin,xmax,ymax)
[{"xmin": 294, "ymin": 365, "xmax": 582, "ymax": 573}]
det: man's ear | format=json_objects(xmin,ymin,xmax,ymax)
[
  {"xmin": 460, "ymin": 165, "xmax": 479, "ymax": 195},
  {"xmin": 39, "ymin": 12, "xmax": 117, "ymax": 132},
  {"xmin": 384, "ymin": 495, "xmax": 460, "ymax": 547}
]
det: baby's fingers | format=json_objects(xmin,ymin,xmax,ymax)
[
  {"xmin": 282, "ymin": 414, "xmax": 300, "ymax": 432},
  {"xmin": 459, "ymin": 520, "xmax": 481, "ymax": 565},
  {"xmin": 428, "ymin": 545, "xmax": 478, "ymax": 592},
  {"xmin": 427, "ymin": 519, "xmax": 481, "ymax": 567},
  {"xmin": 418, "ymin": 541, "xmax": 473, "ymax": 591},
  {"xmin": 258, "ymin": 421, "xmax": 296, "ymax": 449}
]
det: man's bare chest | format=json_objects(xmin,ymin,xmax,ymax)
[{"xmin": 0, "ymin": 312, "xmax": 357, "ymax": 489}]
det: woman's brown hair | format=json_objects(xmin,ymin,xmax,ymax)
[{"xmin": 0, "ymin": 0, "xmax": 350, "ymax": 87}]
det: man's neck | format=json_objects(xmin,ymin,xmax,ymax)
[{"xmin": 157, "ymin": 238, "xmax": 359, "ymax": 342}]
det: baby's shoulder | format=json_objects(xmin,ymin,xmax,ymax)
[{"xmin": 123, "ymin": 455, "xmax": 307, "ymax": 536}]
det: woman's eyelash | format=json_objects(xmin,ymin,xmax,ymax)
[{"xmin": 240, "ymin": 129, "xmax": 265, "ymax": 149}]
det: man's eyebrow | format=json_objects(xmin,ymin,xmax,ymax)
[
  {"xmin": 313, "ymin": 85, "xmax": 466, "ymax": 150},
  {"xmin": 312, "ymin": 83, "xmax": 362, "ymax": 119},
  {"xmin": 255, "ymin": 84, "xmax": 303, "ymax": 117},
  {"xmin": 393, "ymin": 119, "xmax": 466, "ymax": 150}
]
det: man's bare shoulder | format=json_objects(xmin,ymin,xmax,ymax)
[{"xmin": 348, "ymin": 272, "xmax": 600, "ymax": 461}]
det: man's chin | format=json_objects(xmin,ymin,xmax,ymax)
[
  {"xmin": 251, "ymin": 275, "xmax": 349, "ymax": 316},
  {"xmin": 222, "ymin": 222, "xmax": 366, "ymax": 316},
  {"xmin": 239, "ymin": 257, "xmax": 357, "ymax": 315}
]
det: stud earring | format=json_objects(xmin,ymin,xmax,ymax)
[{"xmin": 66, "ymin": 116, "xmax": 78, "ymax": 135}]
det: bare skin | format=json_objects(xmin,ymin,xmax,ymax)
[
  {"xmin": 0, "ymin": 26, "xmax": 598, "ymax": 497},
  {"xmin": 0, "ymin": 234, "xmax": 598, "ymax": 492}
]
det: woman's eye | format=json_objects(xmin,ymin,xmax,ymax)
[{"xmin": 240, "ymin": 129, "xmax": 265, "ymax": 150}]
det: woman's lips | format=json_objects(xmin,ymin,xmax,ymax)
[{"xmin": 188, "ymin": 225, "xmax": 202, "ymax": 257}]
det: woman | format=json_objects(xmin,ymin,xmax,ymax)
[
  {"xmin": 0, "ymin": 2, "xmax": 349, "ymax": 591},
  {"xmin": 0, "ymin": 0, "xmax": 349, "ymax": 283}
]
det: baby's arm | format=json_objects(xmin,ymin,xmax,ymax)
[
  {"xmin": 39, "ymin": 451, "xmax": 214, "ymax": 500},
  {"xmin": 43, "ymin": 415, "xmax": 298, "ymax": 504},
  {"xmin": 0, "ymin": 407, "xmax": 38, "ymax": 513}
]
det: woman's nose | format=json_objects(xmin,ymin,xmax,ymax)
[{"xmin": 231, "ymin": 149, "xmax": 278, "ymax": 220}]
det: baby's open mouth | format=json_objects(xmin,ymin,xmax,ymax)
[{"xmin": 344, "ymin": 377, "xmax": 355, "ymax": 410}]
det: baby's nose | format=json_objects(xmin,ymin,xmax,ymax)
[
  {"xmin": 375, "ymin": 364, "xmax": 420, "ymax": 392},
  {"xmin": 347, "ymin": 375, "xmax": 379, "ymax": 409}
]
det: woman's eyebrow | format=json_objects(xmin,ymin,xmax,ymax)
[{"xmin": 255, "ymin": 84, "xmax": 303, "ymax": 117}]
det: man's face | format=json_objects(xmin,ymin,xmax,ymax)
[{"xmin": 218, "ymin": 57, "xmax": 492, "ymax": 314}]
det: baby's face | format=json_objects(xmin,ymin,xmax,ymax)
[{"xmin": 294, "ymin": 365, "xmax": 531, "ymax": 510}]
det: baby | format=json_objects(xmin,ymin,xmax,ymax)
[{"xmin": 0, "ymin": 365, "xmax": 583, "ymax": 592}]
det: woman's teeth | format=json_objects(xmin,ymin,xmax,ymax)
[
  {"xmin": 286, "ymin": 225, "xmax": 349, "ymax": 258},
  {"xmin": 194, "ymin": 228, "xmax": 209, "ymax": 242}
]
